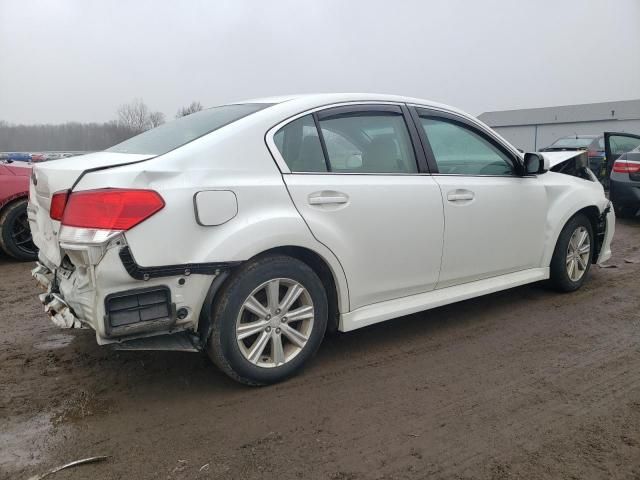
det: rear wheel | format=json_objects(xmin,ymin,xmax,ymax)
[
  {"xmin": 207, "ymin": 254, "xmax": 328, "ymax": 385},
  {"xmin": 549, "ymin": 214, "xmax": 593, "ymax": 292},
  {"xmin": 0, "ymin": 199, "xmax": 38, "ymax": 261}
]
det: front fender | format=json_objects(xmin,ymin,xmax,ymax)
[{"xmin": 541, "ymin": 177, "xmax": 610, "ymax": 267}]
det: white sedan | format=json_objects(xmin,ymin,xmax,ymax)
[{"xmin": 28, "ymin": 93, "xmax": 614, "ymax": 385}]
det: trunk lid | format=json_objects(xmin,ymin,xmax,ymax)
[{"xmin": 28, "ymin": 152, "xmax": 155, "ymax": 266}]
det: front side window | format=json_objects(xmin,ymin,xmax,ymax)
[
  {"xmin": 609, "ymin": 135, "xmax": 640, "ymax": 156},
  {"xmin": 419, "ymin": 117, "xmax": 514, "ymax": 176}
]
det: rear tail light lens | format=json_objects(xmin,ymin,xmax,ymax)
[
  {"xmin": 50, "ymin": 190, "xmax": 69, "ymax": 221},
  {"xmin": 612, "ymin": 160, "xmax": 640, "ymax": 174},
  {"xmin": 61, "ymin": 189, "xmax": 165, "ymax": 230}
]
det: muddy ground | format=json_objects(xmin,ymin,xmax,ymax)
[{"xmin": 1, "ymin": 219, "xmax": 639, "ymax": 480}]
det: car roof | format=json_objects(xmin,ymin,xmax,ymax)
[{"xmin": 233, "ymin": 93, "xmax": 469, "ymax": 116}]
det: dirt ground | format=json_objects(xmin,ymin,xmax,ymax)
[{"xmin": 1, "ymin": 219, "xmax": 639, "ymax": 480}]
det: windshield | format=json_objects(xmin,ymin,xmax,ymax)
[
  {"xmin": 106, "ymin": 103, "xmax": 272, "ymax": 155},
  {"xmin": 549, "ymin": 137, "xmax": 596, "ymax": 149}
]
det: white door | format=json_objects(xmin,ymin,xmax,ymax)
[
  {"xmin": 413, "ymin": 108, "xmax": 547, "ymax": 288},
  {"xmin": 272, "ymin": 105, "xmax": 444, "ymax": 310}
]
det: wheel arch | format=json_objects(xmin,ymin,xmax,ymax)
[
  {"xmin": 197, "ymin": 244, "xmax": 348, "ymax": 343},
  {"xmin": 0, "ymin": 192, "xmax": 28, "ymax": 217},
  {"xmin": 544, "ymin": 203, "xmax": 603, "ymax": 266},
  {"xmin": 255, "ymin": 246, "xmax": 342, "ymax": 334}
]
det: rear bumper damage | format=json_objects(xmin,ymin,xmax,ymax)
[
  {"xmin": 31, "ymin": 238, "xmax": 215, "ymax": 347},
  {"xmin": 32, "ymin": 263, "xmax": 83, "ymax": 329}
]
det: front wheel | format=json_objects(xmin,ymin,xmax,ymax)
[
  {"xmin": 207, "ymin": 255, "xmax": 328, "ymax": 385},
  {"xmin": 549, "ymin": 214, "xmax": 593, "ymax": 292}
]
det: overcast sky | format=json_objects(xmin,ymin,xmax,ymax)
[{"xmin": 1, "ymin": 0, "xmax": 639, "ymax": 124}]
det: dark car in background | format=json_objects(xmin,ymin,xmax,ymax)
[
  {"xmin": 541, "ymin": 135, "xmax": 607, "ymax": 181},
  {"xmin": 0, "ymin": 161, "xmax": 38, "ymax": 260},
  {"xmin": 606, "ymin": 132, "xmax": 640, "ymax": 218}
]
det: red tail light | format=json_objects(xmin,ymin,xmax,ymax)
[
  {"xmin": 587, "ymin": 150, "xmax": 600, "ymax": 157},
  {"xmin": 60, "ymin": 189, "xmax": 165, "ymax": 230},
  {"xmin": 50, "ymin": 190, "xmax": 69, "ymax": 221},
  {"xmin": 612, "ymin": 160, "xmax": 640, "ymax": 174}
]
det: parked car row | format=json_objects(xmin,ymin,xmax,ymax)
[
  {"xmin": 541, "ymin": 135, "xmax": 607, "ymax": 179},
  {"xmin": 542, "ymin": 133, "xmax": 640, "ymax": 217},
  {"xmin": 0, "ymin": 151, "xmax": 86, "ymax": 163}
]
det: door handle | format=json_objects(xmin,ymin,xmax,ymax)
[
  {"xmin": 447, "ymin": 190, "xmax": 475, "ymax": 202},
  {"xmin": 308, "ymin": 191, "xmax": 349, "ymax": 205}
]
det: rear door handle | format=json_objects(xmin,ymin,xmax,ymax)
[
  {"xmin": 447, "ymin": 190, "xmax": 475, "ymax": 202},
  {"xmin": 308, "ymin": 191, "xmax": 349, "ymax": 205}
]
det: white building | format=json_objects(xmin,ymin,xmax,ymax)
[{"xmin": 478, "ymin": 99, "xmax": 640, "ymax": 151}]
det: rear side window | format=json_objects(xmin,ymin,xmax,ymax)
[
  {"xmin": 273, "ymin": 115, "xmax": 328, "ymax": 172},
  {"xmin": 318, "ymin": 112, "xmax": 417, "ymax": 173},
  {"xmin": 273, "ymin": 108, "xmax": 418, "ymax": 174},
  {"xmin": 107, "ymin": 103, "xmax": 272, "ymax": 155}
]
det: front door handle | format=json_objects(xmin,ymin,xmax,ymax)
[
  {"xmin": 447, "ymin": 190, "xmax": 475, "ymax": 202},
  {"xmin": 308, "ymin": 191, "xmax": 349, "ymax": 205}
]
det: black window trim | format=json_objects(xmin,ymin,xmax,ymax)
[
  {"xmin": 274, "ymin": 103, "xmax": 428, "ymax": 176},
  {"xmin": 407, "ymin": 105, "xmax": 526, "ymax": 177},
  {"xmin": 312, "ymin": 111, "xmax": 332, "ymax": 172}
]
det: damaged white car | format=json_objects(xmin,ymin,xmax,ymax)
[{"xmin": 28, "ymin": 94, "xmax": 614, "ymax": 385}]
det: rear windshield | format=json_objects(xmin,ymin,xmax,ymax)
[
  {"xmin": 549, "ymin": 137, "xmax": 596, "ymax": 148},
  {"xmin": 106, "ymin": 103, "xmax": 272, "ymax": 155}
]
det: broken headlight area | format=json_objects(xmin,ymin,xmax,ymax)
[{"xmin": 550, "ymin": 151, "xmax": 595, "ymax": 181}]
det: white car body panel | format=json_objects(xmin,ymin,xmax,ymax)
[
  {"xmin": 27, "ymin": 93, "xmax": 615, "ymax": 349},
  {"xmin": 284, "ymin": 173, "xmax": 444, "ymax": 309},
  {"xmin": 341, "ymin": 267, "xmax": 549, "ymax": 332},
  {"xmin": 433, "ymin": 175, "xmax": 547, "ymax": 288}
]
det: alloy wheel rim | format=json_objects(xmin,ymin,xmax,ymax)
[
  {"xmin": 11, "ymin": 211, "xmax": 37, "ymax": 256},
  {"xmin": 566, "ymin": 226, "xmax": 590, "ymax": 282},
  {"xmin": 236, "ymin": 278, "xmax": 314, "ymax": 368}
]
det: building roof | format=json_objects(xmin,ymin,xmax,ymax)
[{"xmin": 479, "ymin": 99, "xmax": 640, "ymax": 127}]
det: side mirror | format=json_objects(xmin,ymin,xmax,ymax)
[{"xmin": 523, "ymin": 152, "xmax": 549, "ymax": 174}]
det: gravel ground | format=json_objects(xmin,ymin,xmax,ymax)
[{"xmin": 1, "ymin": 218, "xmax": 639, "ymax": 480}]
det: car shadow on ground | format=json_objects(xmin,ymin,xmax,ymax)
[{"xmin": 55, "ymin": 279, "xmax": 555, "ymax": 404}]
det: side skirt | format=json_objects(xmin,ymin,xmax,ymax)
[{"xmin": 339, "ymin": 268, "xmax": 550, "ymax": 332}]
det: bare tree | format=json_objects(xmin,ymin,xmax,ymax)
[
  {"xmin": 176, "ymin": 101, "xmax": 204, "ymax": 118},
  {"xmin": 117, "ymin": 98, "xmax": 151, "ymax": 133},
  {"xmin": 148, "ymin": 111, "xmax": 166, "ymax": 128}
]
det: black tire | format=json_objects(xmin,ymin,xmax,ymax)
[
  {"xmin": 207, "ymin": 254, "xmax": 328, "ymax": 386},
  {"xmin": 549, "ymin": 214, "xmax": 593, "ymax": 292},
  {"xmin": 0, "ymin": 199, "xmax": 38, "ymax": 262}
]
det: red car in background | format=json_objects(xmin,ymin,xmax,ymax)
[{"xmin": 0, "ymin": 161, "xmax": 37, "ymax": 260}]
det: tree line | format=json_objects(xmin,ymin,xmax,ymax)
[{"xmin": 0, "ymin": 99, "xmax": 203, "ymax": 152}]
